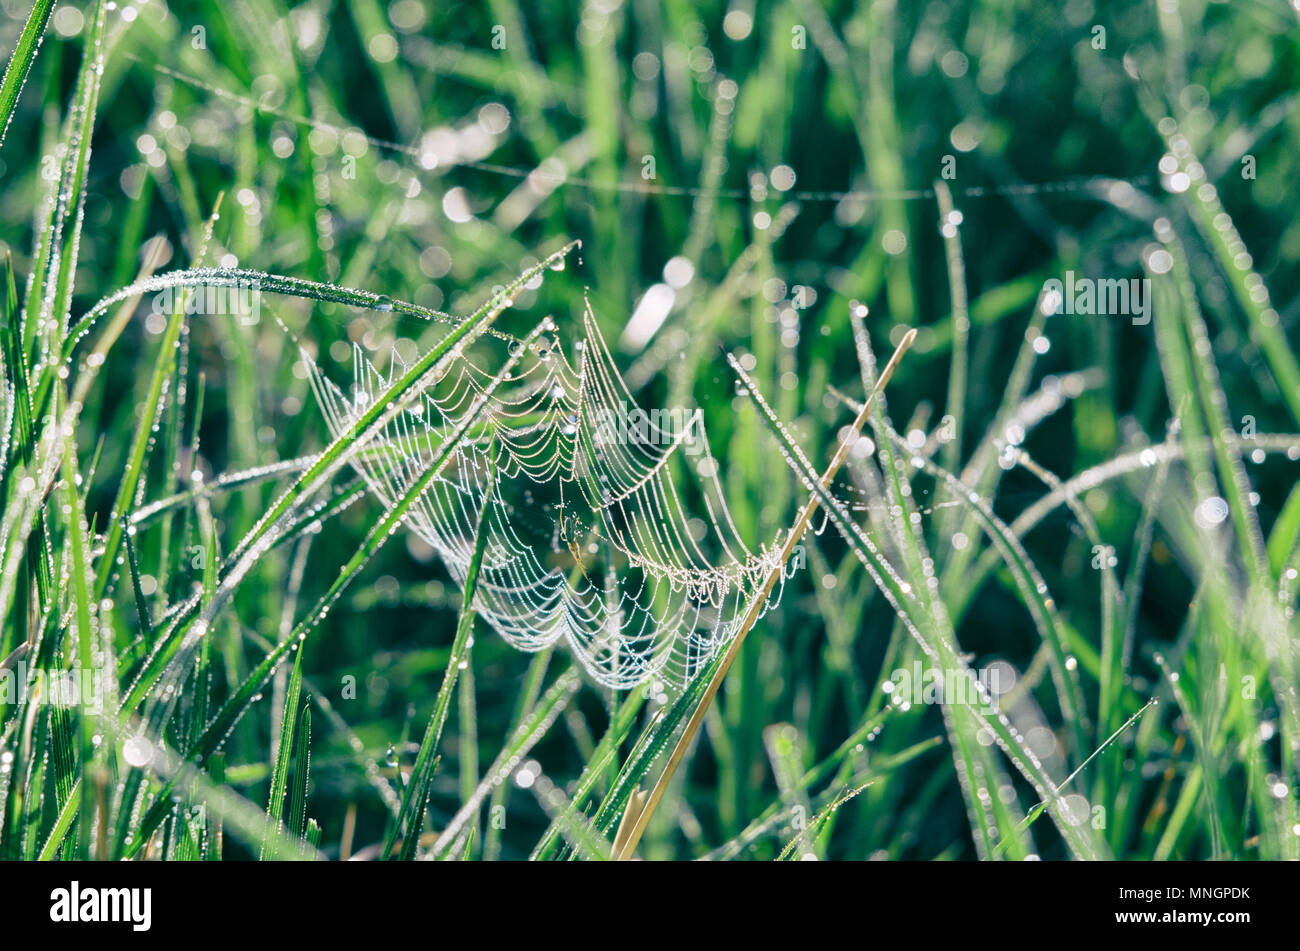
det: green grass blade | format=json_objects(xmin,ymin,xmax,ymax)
[
  {"xmin": 123, "ymin": 319, "xmax": 543, "ymax": 856},
  {"xmin": 389, "ymin": 434, "xmax": 500, "ymax": 861},
  {"xmin": 92, "ymin": 198, "xmax": 225, "ymax": 599},
  {"xmin": 262, "ymin": 641, "xmax": 305, "ymax": 859},
  {"xmin": 0, "ymin": 0, "xmax": 54, "ymax": 151},
  {"xmin": 733, "ymin": 352, "xmax": 1108, "ymax": 860},
  {"xmin": 287, "ymin": 703, "xmax": 311, "ymax": 844}
]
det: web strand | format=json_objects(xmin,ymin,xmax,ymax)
[
  {"xmin": 140, "ymin": 58, "xmax": 1150, "ymax": 208},
  {"xmin": 305, "ymin": 303, "xmax": 795, "ymax": 688}
]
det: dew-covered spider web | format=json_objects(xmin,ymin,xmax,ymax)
[{"xmin": 305, "ymin": 305, "xmax": 797, "ymax": 689}]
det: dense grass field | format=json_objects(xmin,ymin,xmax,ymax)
[{"xmin": 0, "ymin": 0, "xmax": 1298, "ymax": 864}]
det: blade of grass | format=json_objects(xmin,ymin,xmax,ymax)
[
  {"xmin": 612, "ymin": 328, "xmax": 917, "ymax": 860},
  {"xmin": 91, "ymin": 198, "xmax": 225, "ymax": 600},
  {"xmin": 387, "ymin": 433, "xmax": 499, "ymax": 861},
  {"xmin": 430, "ymin": 667, "xmax": 582, "ymax": 857},
  {"xmin": 733, "ymin": 350, "xmax": 1108, "ymax": 859},
  {"xmin": 122, "ymin": 318, "xmax": 545, "ymax": 856},
  {"xmin": 287, "ymin": 703, "xmax": 311, "ymax": 844},
  {"xmin": 56, "ymin": 382, "xmax": 96, "ymax": 859},
  {"xmin": 0, "ymin": 0, "xmax": 55, "ymax": 151},
  {"xmin": 261, "ymin": 638, "xmax": 305, "ymax": 859}
]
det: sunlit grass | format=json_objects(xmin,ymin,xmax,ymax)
[{"xmin": 0, "ymin": 0, "xmax": 1297, "ymax": 861}]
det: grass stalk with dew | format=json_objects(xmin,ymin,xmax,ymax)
[
  {"xmin": 386, "ymin": 431, "xmax": 499, "ymax": 861},
  {"xmin": 610, "ymin": 328, "xmax": 917, "ymax": 860},
  {"xmin": 1, "ymin": 0, "xmax": 1297, "ymax": 865},
  {"xmin": 731, "ymin": 348, "xmax": 1109, "ymax": 860}
]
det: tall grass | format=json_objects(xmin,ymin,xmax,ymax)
[{"xmin": 0, "ymin": 0, "xmax": 1297, "ymax": 861}]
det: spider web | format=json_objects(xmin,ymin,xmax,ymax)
[{"xmin": 305, "ymin": 304, "xmax": 796, "ymax": 688}]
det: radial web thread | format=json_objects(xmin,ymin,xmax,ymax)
[{"xmin": 306, "ymin": 306, "xmax": 797, "ymax": 688}]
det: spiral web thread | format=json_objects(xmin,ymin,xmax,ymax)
[{"xmin": 305, "ymin": 304, "xmax": 797, "ymax": 688}]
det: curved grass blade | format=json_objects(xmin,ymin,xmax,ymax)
[{"xmin": 66, "ymin": 267, "xmax": 514, "ymax": 357}]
